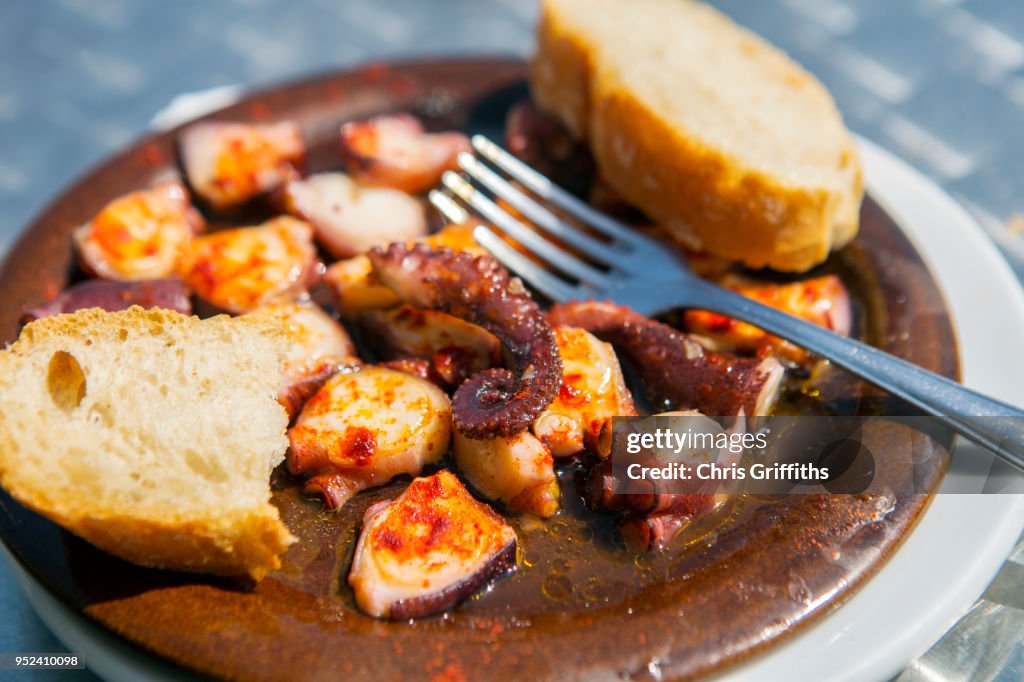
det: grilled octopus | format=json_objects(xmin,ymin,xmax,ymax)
[
  {"xmin": 367, "ymin": 243, "xmax": 562, "ymax": 440},
  {"xmin": 684, "ymin": 273, "xmax": 852, "ymax": 364},
  {"xmin": 548, "ymin": 301, "xmax": 784, "ymax": 418},
  {"xmin": 348, "ymin": 471, "xmax": 516, "ymax": 620},
  {"xmin": 338, "ymin": 113, "xmax": 471, "ymax": 194},
  {"xmin": 179, "ymin": 120, "xmax": 304, "ymax": 212},
  {"xmin": 287, "ymin": 366, "xmax": 451, "ymax": 510},
  {"xmin": 548, "ymin": 303, "xmax": 784, "ymax": 550},
  {"xmin": 73, "ymin": 181, "xmax": 205, "ymax": 281},
  {"xmin": 246, "ymin": 302, "xmax": 360, "ymax": 418},
  {"xmin": 281, "ymin": 172, "xmax": 427, "ymax": 259},
  {"xmin": 180, "ymin": 216, "xmax": 319, "ymax": 314},
  {"xmin": 324, "ymin": 224, "xmax": 484, "ymax": 316},
  {"xmin": 21, "ymin": 278, "xmax": 192, "ymax": 325}
]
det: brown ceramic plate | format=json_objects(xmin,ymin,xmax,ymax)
[{"xmin": 0, "ymin": 58, "xmax": 958, "ymax": 681}]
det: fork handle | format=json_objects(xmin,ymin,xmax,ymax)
[{"xmin": 676, "ymin": 277, "xmax": 1024, "ymax": 472}]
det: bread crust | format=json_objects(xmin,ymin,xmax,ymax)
[
  {"xmin": 530, "ymin": 0, "xmax": 863, "ymax": 272},
  {"xmin": 0, "ymin": 307, "xmax": 295, "ymax": 580}
]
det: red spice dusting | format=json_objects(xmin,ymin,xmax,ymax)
[
  {"xmin": 559, "ymin": 373, "xmax": 589, "ymax": 407},
  {"xmin": 375, "ymin": 529, "xmax": 404, "ymax": 551},
  {"xmin": 341, "ymin": 427, "xmax": 376, "ymax": 466},
  {"xmin": 249, "ymin": 102, "xmax": 271, "ymax": 120},
  {"xmin": 141, "ymin": 143, "xmax": 163, "ymax": 166}
]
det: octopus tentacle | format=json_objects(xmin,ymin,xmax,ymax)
[
  {"xmin": 548, "ymin": 301, "xmax": 783, "ymax": 417},
  {"xmin": 367, "ymin": 243, "xmax": 562, "ymax": 439}
]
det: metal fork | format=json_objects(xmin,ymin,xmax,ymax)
[{"xmin": 428, "ymin": 134, "xmax": 1024, "ymax": 474}]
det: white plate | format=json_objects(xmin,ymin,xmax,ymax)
[{"xmin": 5, "ymin": 137, "xmax": 1024, "ymax": 682}]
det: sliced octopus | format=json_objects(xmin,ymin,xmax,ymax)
[
  {"xmin": 453, "ymin": 429, "xmax": 560, "ymax": 518},
  {"xmin": 684, "ymin": 273, "xmax": 852, "ymax": 364},
  {"xmin": 548, "ymin": 301, "xmax": 783, "ymax": 417},
  {"xmin": 348, "ymin": 470, "xmax": 516, "ymax": 620},
  {"xmin": 358, "ymin": 305, "xmax": 501, "ymax": 390},
  {"xmin": 282, "ymin": 172, "xmax": 427, "ymax": 259},
  {"xmin": 21, "ymin": 278, "xmax": 192, "ymax": 325},
  {"xmin": 73, "ymin": 181, "xmax": 205, "ymax": 281},
  {"xmin": 324, "ymin": 224, "xmax": 485, "ymax": 317},
  {"xmin": 367, "ymin": 243, "xmax": 562, "ymax": 439},
  {"xmin": 287, "ymin": 366, "xmax": 451, "ymax": 509},
  {"xmin": 585, "ymin": 409, "xmax": 735, "ymax": 550},
  {"xmin": 533, "ymin": 326, "xmax": 636, "ymax": 458},
  {"xmin": 180, "ymin": 216, "xmax": 319, "ymax": 314},
  {"xmin": 338, "ymin": 113, "xmax": 471, "ymax": 194},
  {"xmin": 246, "ymin": 302, "xmax": 360, "ymax": 418},
  {"xmin": 179, "ymin": 120, "xmax": 304, "ymax": 212}
]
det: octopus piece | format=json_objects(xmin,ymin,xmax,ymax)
[
  {"xmin": 281, "ymin": 172, "xmax": 428, "ymax": 259},
  {"xmin": 379, "ymin": 357, "xmax": 448, "ymax": 389},
  {"xmin": 73, "ymin": 182, "xmax": 205, "ymax": 281},
  {"xmin": 533, "ymin": 326, "xmax": 637, "ymax": 457},
  {"xmin": 180, "ymin": 216, "xmax": 319, "ymax": 314},
  {"xmin": 453, "ymin": 430, "xmax": 560, "ymax": 517},
  {"xmin": 179, "ymin": 120, "xmax": 304, "ymax": 212},
  {"xmin": 348, "ymin": 470, "xmax": 517, "ymax": 620},
  {"xmin": 246, "ymin": 302, "xmax": 360, "ymax": 418},
  {"xmin": 338, "ymin": 113, "xmax": 471, "ymax": 194},
  {"xmin": 359, "ymin": 305, "xmax": 501, "ymax": 390},
  {"xmin": 588, "ymin": 409, "xmax": 740, "ymax": 551},
  {"xmin": 368, "ymin": 243, "xmax": 562, "ymax": 439},
  {"xmin": 585, "ymin": 410, "xmax": 737, "ymax": 514},
  {"xmin": 505, "ymin": 100, "xmax": 595, "ymax": 198},
  {"xmin": 548, "ymin": 301, "xmax": 783, "ymax": 417},
  {"xmin": 324, "ymin": 224, "xmax": 485, "ymax": 317},
  {"xmin": 684, "ymin": 274, "xmax": 852, "ymax": 364},
  {"xmin": 20, "ymin": 278, "xmax": 191, "ymax": 325},
  {"xmin": 619, "ymin": 511, "xmax": 697, "ymax": 552},
  {"xmin": 287, "ymin": 366, "xmax": 451, "ymax": 509}
]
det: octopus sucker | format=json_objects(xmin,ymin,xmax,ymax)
[
  {"xmin": 367, "ymin": 243, "xmax": 562, "ymax": 439},
  {"xmin": 548, "ymin": 301, "xmax": 783, "ymax": 417}
]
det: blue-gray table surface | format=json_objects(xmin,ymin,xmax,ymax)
[{"xmin": 1, "ymin": 1, "xmax": 1022, "ymax": 680}]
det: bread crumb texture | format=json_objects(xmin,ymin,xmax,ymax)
[
  {"xmin": 531, "ymin": 0, "xmax": 864, "ymax": 271},
  {"xmin": 0, "ymin": 307, "xmax": 295, "ymax": 579}
]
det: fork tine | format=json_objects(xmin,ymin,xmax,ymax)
[
  {"xmin": 472, "ymin": 226, "xmax": 580, "ymax": 303},
  {"xmin": 456, "ymin": 152, "xmax": 619, "ymax": 265},
  {"xmin": 471, "ymin": 135, "xmax": 638, "ymax": 245},
  {"xmin": 428, "ymin": 189, "xmax": 470, "ymax": 224},
  {"xmin": 442, "ymin": 171, "xmax": 608, "ymax": 286}
]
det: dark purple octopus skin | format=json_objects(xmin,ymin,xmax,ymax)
[
  {"xmin": 584, "ymin": 457, "xmax": 719, "ymax": 516},
  {"xmin": 367, "ymin": 243, "xmax": 562, "ymax": 439},
  {"xmin": 21, "ymin": 278, "xmax": 192, "ymax": 325},
  {"xmin": 618, "ymin": 511, "xmax": 693, "ymax": 552},
  {"xmin": 389, "ymin": 539, "xmax": 517, "ymax": 620},
  {"xmin": 551, "ymin": 301, "xmax": 783, "ymax": 552},
  {"xmin": 548, "ymin": 301, "xmax": 783, "ymax": 418}
]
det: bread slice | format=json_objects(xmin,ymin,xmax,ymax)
[
  {"xmin": 531, "ymin": 0, "xmax": 863, "ymax": 272},
  {"xmin": 0, "ymin": 307, "xmax": 295, "ymax": 579}
]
